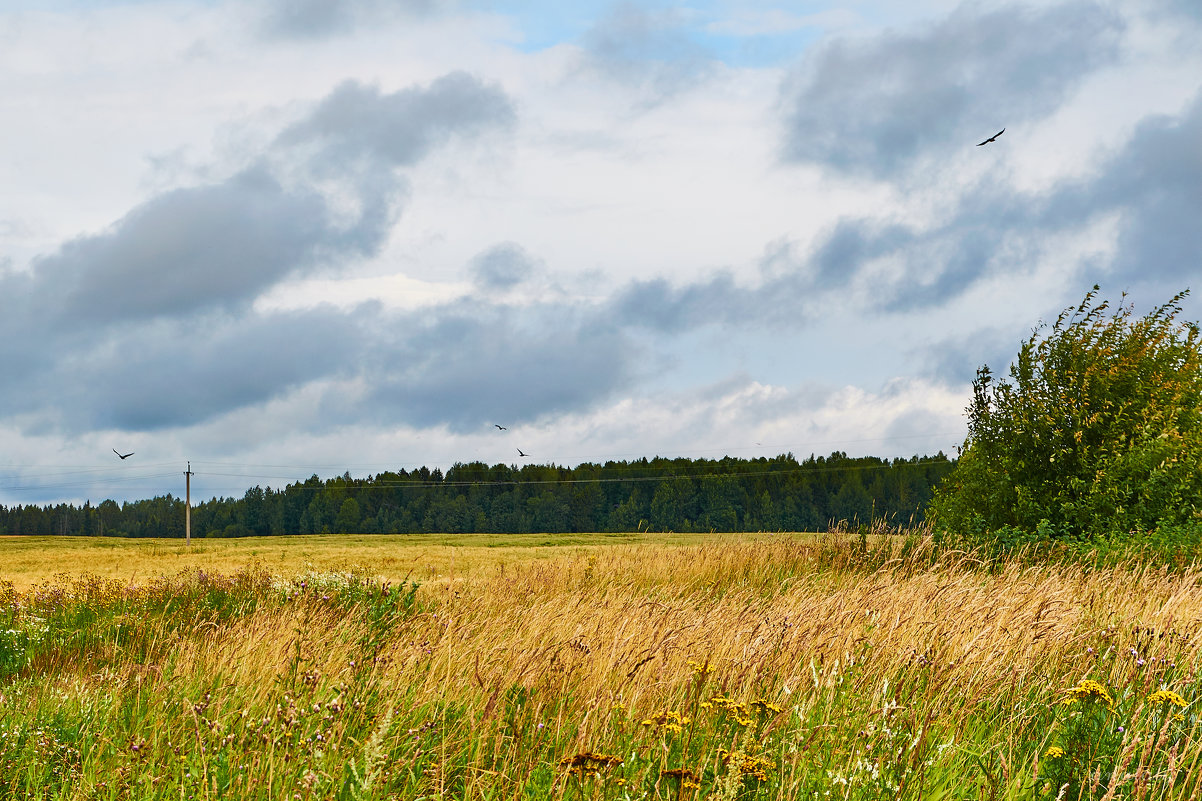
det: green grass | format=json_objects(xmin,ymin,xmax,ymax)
[{"xmin": 1, "ymin": 533, "xmax": 1201, "ymax": 798}]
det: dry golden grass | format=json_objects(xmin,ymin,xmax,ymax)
[
  {"xmin": 174, "ymin": 539, "xmax": 1202, "ymax": 716},
  {"xmin": 7, "ymin": 534, "xmax": 1202, "ymax": 798},
  {"xmin": 0, "ymin": 531, "xmax": 791, "ymax": 592}
]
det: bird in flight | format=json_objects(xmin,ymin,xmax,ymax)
[
  {"xmin": 517, "ymin": 448, "xmax": 530, "ymax": 458},
  {"xmin": 113, "ymin": 449, "xmax": 134, "ymax": 460},
  {"xmin": 976, "ymin": 128, "xmax": 1005, "ymax": 146},
  {"xmin": 494, "ymin": 424, "xmax": 507, "ymax": 431}
]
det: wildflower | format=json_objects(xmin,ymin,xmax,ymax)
[
  {"xmin": 1148, "ymin": 689, "xmax": 1188, "ymax": 708},
  {"xmin": 707, "ymin": 695, "xmax": 751, "ymax": 720},
  {"xmin": 1062, "ymin": 679, "xmax": 1116, "ymax": 713},
  {"xmin": 720, "ymin": 749, "xmax": 777, "ymax": 781},
  {"xmin": 687, "ymin": 659, "xmax": 714, "ymax": 675},
  {"xmin": 559, "ymin": 752, "xmax": 623, "ymax": 773},
  {"xmin": 642, "ymin": 710, "xmax": 690, "ymax": 730},
  {"xmin": 1044, "ymin": 747, "xmax": 1064, "ymax": 759}
]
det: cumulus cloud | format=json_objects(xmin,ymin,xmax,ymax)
[
  {"xmin": 259, "ymin": 0, "xmax": 438, "ymax": 39},
  {"xmin": 609, "ymin": 84, "xmax": 1202, "ymax": 337},
  {"xmin": 780, "ymin": 2, "xmax": 1124, "ymax": 180},
  {"xmin": 469, "ymin": 242, "xmax": 540, "ymax": 289},
  {"xmin": 42, "ymin": 309, "xmax": 364, "ymax": 432},
  {"xmin": 0, "ymin": 72, "xmax": 519, "ymax": 435},
  {"xmin": 357, "ymin": 301, "xmax": 635, "ymax": 431},
  {"xmin": 1076, "ymin": 91, "xmax": 1202, "ymax": 291},
  {"xmin": 0, "ymin": 292, "xmax": 639, "ymax": 436},
  {"xmin": 579, "ymin": 4, "xmax": 715, "ymax": 100},
  {"xmin": 9, "ymin": 166, "xmax": 384, "ymax": 330},
  {"xmin": 276, "ymin": 73, "xmax": 515, "ymax": 173}
]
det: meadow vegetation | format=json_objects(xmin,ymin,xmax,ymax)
[
  {"xmin": 933, "ymin": 286, "xmax": 1202, "ymax": 546},
  {"xmin": 3, "ymin": 532, "xmax": 1202, "ymax": 799}
]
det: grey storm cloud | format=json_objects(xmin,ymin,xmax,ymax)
[
  {"xmin": 780, "ymin": 2, "xmax": 1124, "ymax": 180},
  {"xmin": 10, "ymin": 166, "xmax": 385, "ymax": 330},
  {"xmin": 276, "ymin": 73, "xmax": 515, "ymax": 173},
  {"xmin": 358, "ymin": 302, "xmax": 635, "ymax": 431},
  {"xmin": 609, "ymin": 263, "xmax": 828, "ymax": 334},
  {"xmin": 1, "ymin": 294, "xmax": 637, "ymax": 435},
  {"xmin": 260, "ymin": 0, "xmax": 437, "ymax": 39},
  {"xmin": 1077, "ymin": 93, "xmax": 1202, "ymax": 290},
  {"xmin": 843, "ymin": 87, "xmax": 1202, "ymax": 312},
  {"xmin": 4, "ymin": 73, "xmax": 513, "ymax": 336},
  {"xmin": 580, "ymin": 4, "xmax": 715, "ymax": 99},
  {"xmin": 469, "ymin": 242, "xmax": 539, "ymax": 289},
  {"xmin": 921, "ymin": 327, "xmax": 1024, "ymax": 386},
  {"xmin": 47, "ymin": 309, "xmax": 364, "ymax": 432},
  {"xmin": 0, "ymin": 72, "xmax": 521, "ymax": 435},
  {"xmin": 613, "ymin": 87, "xmax": 1202, "ymax": 337}
]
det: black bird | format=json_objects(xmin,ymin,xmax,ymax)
[
  {"xmin": 976, "ymin": 128, "xmax": 1005, "ymax": 146},
  {"xmin": 113, "ymin": 449, "xmax": 134, "ymax": 460},
  {"xmin": 495, "ymin": 424, "xmax": 507, "ymax": 431},
  {"xmin": 517, "ymin": 448, "xmax": 529, "ymax": 458}
]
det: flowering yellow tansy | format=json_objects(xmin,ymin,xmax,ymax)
[{"xmin": 1148, "ymin": 689, "xmax": 1188, "ymax": 708}]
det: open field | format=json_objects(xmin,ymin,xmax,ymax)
[
  {"xmin": 0, "ymin": 531, "xmax": 793, "ymax": 592},
  {"xmin": 2, "ymin": 533, "xmax": 1202, "ymax": 799}
]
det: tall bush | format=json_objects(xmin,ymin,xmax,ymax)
[{"xmin": 931, "ymin": 286, "xmax": 1202, "ymax": 540}]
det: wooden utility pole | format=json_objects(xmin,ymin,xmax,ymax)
[{"xmin": 185, "ymin": 461, "xmax": 193, "ymax": 546}]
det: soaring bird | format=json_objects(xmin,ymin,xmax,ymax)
[
  {"xmin": 976, "ymin": 128, "xmax": 1005, "ymax": 146},
  {"xmin": 517, "ymin": 448, "xmax": 529, "ymax": 458},
  {"xmin": 495, "ymin": 424, "xmax": 507, "ymax": 431},
  {"xmin": 113, "ymin": 449, "xmax": 134, "ymax": 460}
]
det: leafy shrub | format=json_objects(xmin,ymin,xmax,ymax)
[{"xmin": 932, "ymin": 286, "xmax": 1202, "ymax": 542}]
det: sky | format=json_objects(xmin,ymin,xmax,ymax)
[{"xmin": 2, "ymin": 0, "xmax": 1201, "ymax": 505}]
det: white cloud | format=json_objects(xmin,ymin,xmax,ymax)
[{"xmin": 3, "ymin": 0, "xmax": 1202, "ymax": 505}]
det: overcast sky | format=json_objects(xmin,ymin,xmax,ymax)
[{"xmin": 2, "ymin": 0, "xmax": 1200, "ymax": 505}]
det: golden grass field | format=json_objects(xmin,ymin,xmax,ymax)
[
  {"xmin": 0, "ymin": 531, "xmax": 789, "ymax": 591},
  {"xmin": 2, "ymin": 532, "xmax": 1202, "ymax": 799}
]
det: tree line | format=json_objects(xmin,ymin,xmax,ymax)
[{"xmin": 0, "ymin": 451, "xmax": 953, "ymax": 538}]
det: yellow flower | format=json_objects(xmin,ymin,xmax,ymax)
[
  {"xmin": 1063, "ymin": 680, "xmax": 1115, "ymax": 712},
  {"xmin": 642, "ymin": 710, "xmax": 690, "ymax": 732},
  {"xmin": 558, "ymin": 752, "xmax": 624, "ymax": 773},
  {"xmin": 1044, "ymin": 747, "xmax": 1065, "ymax": 759},
  {"xmin": 751, "ymin": 699, "xmax": 783, "ymax": 715},
  {"xmin": 1148, "ymin": 689, "xmax": 1188, "ymax": 708}
]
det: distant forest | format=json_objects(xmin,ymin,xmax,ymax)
[{"xmin": 0, "ymin": 452, "xmax": 954, "ymax": 538}]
